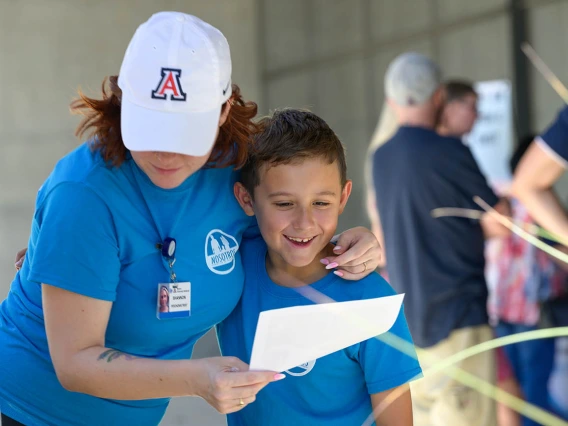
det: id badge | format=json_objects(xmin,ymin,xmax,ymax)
[{"xmin": 157, "ymin": 282, "xmax": 191, "ymax": 320}]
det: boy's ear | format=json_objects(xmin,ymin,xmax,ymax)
[
  {"xmin": 234, "ymin": 182, "xmax": 255, "ymax": 217},
  {"xmin": 338, "ymin": 180, "xmax": 353, "ymax": 215}
]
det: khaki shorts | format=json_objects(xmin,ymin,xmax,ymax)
[{"xmin": 411, "ymin": 325, "xmax": 497, "ymax": 426}]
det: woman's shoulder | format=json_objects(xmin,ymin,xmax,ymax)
[
  {"xmin": 37, "ymin": 142, "xmax": 127, "ymax": 205},
  {"xmin": 49, "ymin": 142, "xmax": 109, "ymax": 183}
]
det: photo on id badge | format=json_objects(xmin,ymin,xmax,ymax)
[{"xmin": 157, "ymin": 282, "xmax": 191, "ymax": 319}]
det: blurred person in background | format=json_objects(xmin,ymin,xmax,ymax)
[
  {"xmin": 435, "ymin": 78, "xmax": 524, "ymax": 426},
  {"xmin": 0, "ymin": 11, "xmax": 380, "ymax": 426},
  {"xmin": 365, "ymin": 102, "xmax": 398, "ymax": 273},
  {"xmin": 548, "ymin": 337, "xmax": 568, "ymax": 419},
  {"xmin": 512, "ymin": 107, "xmax": 568, "ymax": 420},
  {"xmin": 512, "ymin": 106, "xmax": 568, "ymax": 246},
  {"xmin": 366, "ymin": 79, "xmax": 481, "ymax": 273},
  {"xmin": 371, "ymin": 52, "xmax": 510, "ymax": 426},
  {"xmin": 487, "ymin": 135, "xmax": 567, "ymax": 426},
  {"xmin": 437, "ymin": 80, "xmax": 479, "ymax": 139},
  {"xmin": 432, "ymin": 79, "xmax": 522, "ymax": 425}
]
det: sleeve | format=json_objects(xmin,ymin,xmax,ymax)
[
  {"xmin": 537, "ymin": 105, "xmax": 568, "ymax": 166},
  {"xmin": 28, "ymin": 182, "xmax": 121, "ymax": 301},
  {"xmin": 442, "ymin": 141, "xmax": 500, "ymax": 210},
  {"xmin": 357, "ymin": 279, "xmax": 423, "ymax": 394}
]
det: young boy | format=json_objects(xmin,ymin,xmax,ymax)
[
  {"xmin": 436, "ymin": 80, "xmax": 479, "ymax": 138},
  {"xmin": 217, "ymin": 109, "xmax": 422, "ymax": 426}
]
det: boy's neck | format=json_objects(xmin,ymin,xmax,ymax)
[
  {"xmin": 437, "ymin": 124, "xmax": 462, "ymax": 138},
  {"xmin": 265, "ymin": 243, "xmax": 336, "ymax": 288},
  {"xmin": 436, "ymin": 124, "xmax": 450, "ymax": 136}
]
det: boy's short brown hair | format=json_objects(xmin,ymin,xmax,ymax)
[
  {"xmin": 444, "ymin": 80, "xmax": 477, "ymax": 103},
  {"xmin": 240, "ymin": 109, "xmax": 347, "ymax": 197}
]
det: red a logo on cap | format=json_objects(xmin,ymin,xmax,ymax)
[{"xmin": 151, "ymin": 68, "xmax": 187, "ymax": 101}]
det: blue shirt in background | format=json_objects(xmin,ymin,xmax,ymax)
[
  {"xmin": 0, "ymin": 143, "xmax": 252, "ymax": 426},
  {"xmin": 538, "ymin": 105, "xmax": 568, "ymax": 164},
  {"xmin": 218, "ymin": 237, "xmax": 422, "ymax": 426},
  {"xmin": 372, "ymin": 126, "xmax": 499, "ymax": 348}
]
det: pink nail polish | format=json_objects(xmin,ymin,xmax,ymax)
[
  {"xmin": 333, "ymin": 271, "xmax": 344, "ymax": 277},
  {"xmin": 320, "ymin": 258, "xmax": 330, "ymax": 265},
  {"xmin": 325, "ymin": 262, "xmax": 339, "ymax": 270},
  {"xmin": 333, "ymin": 245, "xmax": 342, "ymax": 251},
  {"xmin": 273, "ymin": 373, "xmax": 286, "ymax": 381}
]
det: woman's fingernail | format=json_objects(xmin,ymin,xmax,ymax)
[
  {"xmin": 333, "ymin": 246, "xmax": 342, "ymax": 251},
  {"xmin": 333, "ymin": 271, "xmax": 344, "ymax": 277},
  {"xmin": 273, "ymin": 373, "xmax": 286, "ymax": 381},
  {"xmin": 325, "ymin": 262, "xmax": 339, "ymax": 270},
  {"xmin": 229, "ymin": 367, "xmax": 240, "ymax": 372},
  {"xmin": 320, "ymin": 259, "xmax": 330, "ymax": 265}
]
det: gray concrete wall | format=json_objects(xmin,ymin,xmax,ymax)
[
  {"xmin": 260, "ymin": 0, "xmax": 568, "ymax": 231},
  {"xmin": 260, "ymin": 0, "xmax": 515, "ymax": 233},
  {"xmin": 0, "ymin": 1, "xmax": 259, "ymax": 425}
]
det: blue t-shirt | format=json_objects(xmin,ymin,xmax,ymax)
[
  {"xmin": 217, "ymin": 237, "xmax": 422, "ymax": 426},
  {"xmin": 372, "ymin": 126, "xmax": 499, "ymax": 348},
  {"xmin": 538, "ymin": 105, "xmax": 568, "ymax": 165},
  {"xmin": 0, "ymin": 143, "xmax": 252, "ymax": 426}
]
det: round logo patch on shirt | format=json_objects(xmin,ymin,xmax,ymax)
[
  {"xmin": 205, "ymin": 229, "xmax": 239, "ymax": 275},
  {"xmin": 285, "ymin": 360, "xmax": 316, "ymax": 377}
]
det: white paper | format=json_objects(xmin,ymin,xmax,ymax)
[
  {"xmin": 463, "ymin": 79, "xmax": 514, "ymax": 189},
  {"xmin": 249, "ymin": 294, "xmax": 404, "ymax": 372}
]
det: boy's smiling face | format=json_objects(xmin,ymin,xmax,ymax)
[{"xmin": 235, "ymin": 157, "xmax": 352, "ymax": 273}]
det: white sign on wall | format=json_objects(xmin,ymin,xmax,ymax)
[{"xmin": 464, "ymin": 79, "xmax": 514, "ymax": 190}]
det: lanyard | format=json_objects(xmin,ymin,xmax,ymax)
[{"xmin": 131, "ymin": 163, "xmax": 193, "ymax": 283}]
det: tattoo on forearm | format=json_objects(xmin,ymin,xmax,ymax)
[{"xmin": 98, "ymin": 349, "xmax": 137, "ymax": 363}]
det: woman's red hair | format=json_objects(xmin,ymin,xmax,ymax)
[{"xmin": 71, "ymin": 76, "xmax": 259, "ymax": 168}]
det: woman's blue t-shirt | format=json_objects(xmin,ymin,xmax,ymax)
[{"xmin": 0, "ymin": 143, "xmax": 251, "ymax": 425}]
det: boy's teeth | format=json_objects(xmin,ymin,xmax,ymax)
[{"xmin": 288, "ymin": 236, "xmax": 313, "ymax": 243}]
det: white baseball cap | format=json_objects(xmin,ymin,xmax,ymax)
[
  {"xmin": 384, "ymin": 52, "xmax": 441, "ymax": 106},
  {"xmin": 118, "ymin": 12, "xmax": 232, "ymax": 156}
]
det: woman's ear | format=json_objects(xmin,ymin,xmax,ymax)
[
  {"xmin": 234, "ymin": 182, "xmax": 255, "ymax": 216},
  {"xmin": 219, "ymin": 99, "xmax": 233, "ymax": 127}
]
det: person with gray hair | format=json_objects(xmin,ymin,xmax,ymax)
[{"xmin": 370, "ymin": 52, "xmax": 509, "ymax": 426}]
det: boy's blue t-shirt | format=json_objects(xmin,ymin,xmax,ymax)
[
  {"xmin": 217, "ymin": 237, "xmax": 422, "ymax": 426},
  {"xmin": 0, "ymin": 143, "xmax": 252, "ymax": 426}
]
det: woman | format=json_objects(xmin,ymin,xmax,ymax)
[
  {"xmin": 159, "ymin": 286, "xmax": 169, "ymax": 313},
  {"xmin": 0, "ymin": 12, "xmax": 380, "ymax": 426},
  {"xmin": 487, "ymin": 135, "xmax": 564, "ymax": 426},
  {"xmin": 512, "ymin": 105, "xmax": 568, "ymax": 420},
  {"xmin": 364, "ymin": 101, "xmax": 397, "ymax": 270}
]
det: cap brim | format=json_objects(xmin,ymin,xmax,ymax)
[{"xmin": 120, "ymin": 95, "xmax": 221, "ymax": 157}]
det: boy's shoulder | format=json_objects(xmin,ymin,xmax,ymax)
[{"xmin": 332, "ymin": 271, "xmax": 398, "ymax": 302}]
